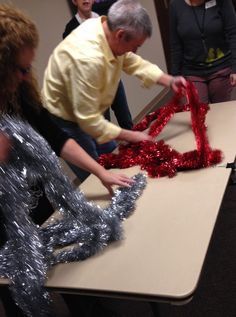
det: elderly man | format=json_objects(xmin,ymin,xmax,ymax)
[
  {"xmin": 63, "ymin": 0, "xmax": 134, "ymax": 166},
  {"xmin": 42, "ymin": 0, "xmax": 186, "ymax": 181}
]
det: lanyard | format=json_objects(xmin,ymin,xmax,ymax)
[{"xmin": 190, "ymin": 1, "xmax": 207, "ymax": 54}]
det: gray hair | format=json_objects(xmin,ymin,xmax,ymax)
[{"xmin": 107, "ymin": 0, "xmax": 152, "ymax": 40}]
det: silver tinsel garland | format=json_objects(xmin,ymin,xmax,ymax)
[{"xmin": 0, "ymin": 116, "xmax": 146, "ymax": 317}]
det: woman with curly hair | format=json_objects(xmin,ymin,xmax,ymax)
[{"xmin": 0, "ymin": 4, "xmax": 134, "ymax": 316}]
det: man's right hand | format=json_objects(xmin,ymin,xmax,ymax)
[{"xmin": 117, "ymin": 129, "xmax": 154, "ymax": 143}]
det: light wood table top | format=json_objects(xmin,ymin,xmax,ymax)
[
  {"xmin": 8, "ymin": 102, "xmax": 236, "ymax": 303},
  {"xmin": 46, "ymin": 101, "xmax": 236, "ymax": 302}
]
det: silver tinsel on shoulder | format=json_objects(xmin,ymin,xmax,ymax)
[{"xmin": 0, "ymin": 116, "xmax": 146, "ymax": 317}]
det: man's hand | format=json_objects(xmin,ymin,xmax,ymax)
[
  {"xmin": 170, "ymin": 76, "xmax": 187, "ymax": 93},
  {"xmin": 117, "ymin": 129, "xmax": 154, "ymax": 143},
  {"xmin": 158, "ymin": 73, "xmax": 187, "ymax": 94}
]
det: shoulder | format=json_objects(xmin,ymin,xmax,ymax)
[
  {"xmin": 216, "ymin": 0, "xmax": 223, "ymax": 6},
  {"xmin": 91, "ymin": 11, "xmax": 99, "ymax": 18},
  {"xmin": 216, "ymin": 0, "xmax": 233, "ymax": 8},
  {"xmin": 72, "ymin": 17, "xmax": 103, "ymax": 43},
  {"xmin": 60, "ymin": 17, "xmax": 105, "ymax": 62},
  {"xmin": 216, "ymin": 0, "xmax": 236, "ymax": 14}
]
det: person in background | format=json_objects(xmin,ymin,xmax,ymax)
[
  {"xmin": 63, "ymin": 0, "xmax": 133, "ymax": 182},
  {"xmin": 63, "ymin": 0, "xmax": 99, "ymax": 38},
  {"xmin": 43, "ymin": 0, "xmax": 186, "ymax": 183},
  {"xmin": 169, "ymin": 0, "xmax": 236, "ymax": 104}
]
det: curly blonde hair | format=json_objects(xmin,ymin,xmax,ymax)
[{"xmin": 0, "ymin": 4, "xmax": 41, "ymax": 114}]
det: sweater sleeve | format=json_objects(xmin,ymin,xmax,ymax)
[
  {"xmin": 169, "ymin": 0, "xmax": 184, "ymax": 75},
  {"xmin": 22, "ymin": 101, "xmax": 69, "ymax": 156},
  {"xmin": 122, "ymin": 53, "xmax": 163, "ymax": 88}
]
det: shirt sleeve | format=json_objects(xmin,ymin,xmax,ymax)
[
  {"xmin": 169, "ymin": 0, "xmax": 184, "ymax": 75},
  {"xmin": 122, "ymin": 52, "xmax": 164, "ymax": 87},
  {"xmin": 22, "ymin": 101, "xmax": 69, "ymax": 156},
  {"xmin": 68, "ymin": 56, "xmax": 122, "ymax": 144}
]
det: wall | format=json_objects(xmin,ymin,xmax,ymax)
[
  {"xmin": 120, "ymin": 0, "xmax": 167, "ymax": 121},
  {"xmin": 0, "ymin": 0, "xmax": 167, "ymax": 120},
  {"xmin": 0, "ymin": 0, "xmax": 71, "ymax": 85}
]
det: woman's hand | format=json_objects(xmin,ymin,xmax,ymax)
[
  {"xmin": 98, "ymin": 169, "xmax": 135, "ymax": 196},
  {"xmin": 0, "ymin": 133, "xmax": 11, "ymax": 162},
  {"xmin": 230, "ymin": 73, "xmax": 236, "ymax": 86},
  {"xmin": 61, "ymin": 138, "xmax": 136, "ymax": 195}
]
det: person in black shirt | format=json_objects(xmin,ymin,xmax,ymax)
[
  {"xmin": 63, "ymin": 0, "xmax": 99, "ymax": 38},
  {"xmin": 170, "ymin": 0, "xmax": 236, "ymax": 103}
]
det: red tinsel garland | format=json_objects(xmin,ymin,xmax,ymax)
[{"xmin": 98, "ymin": 82, "xmax": 223, "ymax": 178}]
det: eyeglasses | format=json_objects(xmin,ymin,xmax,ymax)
[{"xmin": 15, "ymin": 65, "xmax": 32, "ymax": 75}]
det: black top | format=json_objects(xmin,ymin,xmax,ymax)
[
  {"xmin": 20, "ymin": 92, "xmax": 68, "ymax": 156},
  {"xmin": 169, "ymin": 0, "xmax": 236, "ymax": 76},
  {"xmin": 63, "ymin": 16, "xmax": 79, "ymax": 39},
  {"xmin": 0, "ymin": 93, "xmax": 70, "ymax": 245}
]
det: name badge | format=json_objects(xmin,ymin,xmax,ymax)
[{"xmin": 205, "ymin": 0, "xmax": 216, "ymax": 9}]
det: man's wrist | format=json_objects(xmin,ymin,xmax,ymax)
[{"xmin": 169, "ymin": 77, "xmax": 175, "ymax": 87}]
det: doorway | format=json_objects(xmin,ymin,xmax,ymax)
[{"xmin": 153, "ymin": 0, "xmax": 171, "ymax": 72}]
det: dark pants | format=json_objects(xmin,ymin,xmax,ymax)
[
  {"xmin": 186, "ymin": 67, "xmax": 233, "ymax": 104},
  {"xmin": 105, "ymin": 81, "xmax": 133, "ymax": 130},
  {"xmin": 49, "ymin": 114, "xmax": 117, "ymax": 182},
  {"xmin": 50, "ymin": 80, "xmax": 132, "ymax": 182}
]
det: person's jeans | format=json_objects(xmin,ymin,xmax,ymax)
[
  {"xmin": 104, "ymin": 80, "xmax": 133, "ymax": 130},
  {"xmin": 49, "ymin": 114, "xmax": 117, "ymax": 182}
]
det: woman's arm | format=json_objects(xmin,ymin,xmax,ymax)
[
  {"xmin": 0, "ymin": 132, "xmax": 11, "ymax": 162},
  {"xmin": 60, "ymin": 138, "xmax": 134, "ymax": 195},
  {"xmin": 22, "ymin": 101, "xmax": 134, "ymax": 195}
]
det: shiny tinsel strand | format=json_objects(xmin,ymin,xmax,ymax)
[{"xmin": 0, "ymin": 116, "xmax": 146, "ymax": 317}]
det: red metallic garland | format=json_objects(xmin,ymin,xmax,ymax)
[{"xmin": 98, "ymin": 82, "xmax": 223, "ymax": 178}]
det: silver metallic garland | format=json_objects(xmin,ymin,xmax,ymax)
[{"xmin": 0, "ymin": 116, "xmax": 146, "ymax": 317}]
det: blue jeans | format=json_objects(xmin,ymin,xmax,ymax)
[
  {"xmin": 49, "ymin": 114, "xmax": 117, "ymax": 182},
  {"xmin": 104, "ymin": 81, "xmax": 133, "ymax": 130}
]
